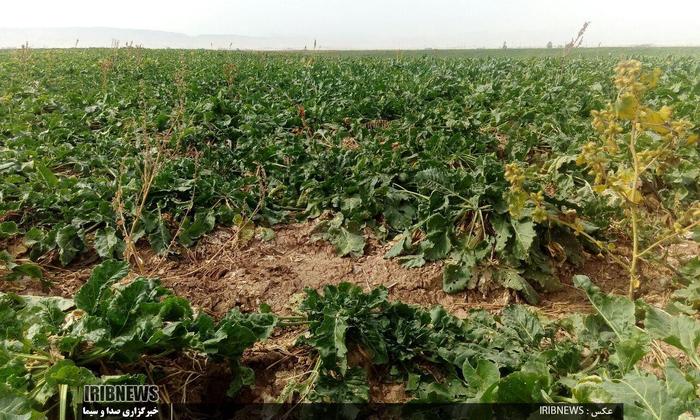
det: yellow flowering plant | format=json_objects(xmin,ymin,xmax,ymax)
[
  {"xmin": 505, "ymin": 60, "xmax": 699, "ymax": 299},
  {"xmin": 576, "ymin": 60, "xmax": 699, "ymax": 298}
]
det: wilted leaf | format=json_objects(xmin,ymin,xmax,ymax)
[
  {"xmin": 331, "ymin": 227, "xmax": 365, "ymax": 257},
  {"xmin": 497, "ymin": 268, "xmax": 539, "ymax": 305},
  {"xmin": 443, "ymin": 262, "xmax": 473, "ymax": 294},
  {"xmin": 645, "ymin": 306, "xmax": 700, "ymax": 367},
  {"xmin": 492, "ymin": 216, "xmax": 511, "ymax": 253},
  {"xmin": 601, "ymin": 372, "xmax": 686, "ymax": 420},
  {"xmin": 510, "ymin": 219, "xmax": 535, "ymax": 261},
  {"xmin": 148, "ymin": 219, "xmax": 172, "ymax": 255},
  {"xmin": 501, "ymin": 305, "xmax": 544, "ymax": 345},
  {"xmin": 74, "ymin": 260, "xmax": 130, "ymax": 314},
  {"xmin": 56, "ymin": 225, "xmax": 84, "ymax": 266},
  {"xmin": 496, "ymin": 361, "xmax": 551, "ymax": 403},
  {"xmin": 574, "ymin": 275, "xmax": 636, "ymax": 340},
  {"xmin": 94, "ymin": 227, "xmax": 124, "ymax": 259},
  {"xmin": 462, "ymin": 359, "xmax": 499, "ymax": 400},
  {"xmin": 385, "ymin": 230, "xmax": 410, "ymax": 258},
  {"xmin": 311, "ymin": 367, "xmax": 370, "ymax": 403}
]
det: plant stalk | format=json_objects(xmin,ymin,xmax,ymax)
[{"xmin": 628, "ymin": 119, "xmax": 640, "ymax": 300}]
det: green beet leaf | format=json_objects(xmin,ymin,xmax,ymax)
[
  {"xmin": 74, "ymin": 260, "xmax": 130, "ymax": 314},
  {"xmin": 645, "ymin": 306, "xmax": 700, "ymax": 368}
]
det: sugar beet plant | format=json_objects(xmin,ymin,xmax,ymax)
[
  {"xmin": 0, "ymin": 260, "xmax": 275, "ymax": 419},
  {"xmin": 274, "ymin": 279, "xmax": 700, "ymax": 418}
]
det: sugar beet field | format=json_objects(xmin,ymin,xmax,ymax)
[{"xmin": 0, "ymin": 48, "xmax": 699, "ymax": 418}]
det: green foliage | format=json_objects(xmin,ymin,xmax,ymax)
[
  {"xmin": 73, "ymin": 259, "xmax": 130, "ymax": 313},
  {"xmin": 0, "ymin": 222, "xmax": 18, "ymax": 239},
  {"xmin": 668, "ymin": 258, "xmax": 700, "ymax": 315},
  {"xmin": 1, "ymin": 49, "xmax": 699, "ymax": 413},
  {"xmin": 568, "ymin": 275, "xmax": 700, "ymax": 419},
  {"xmin": 4, "ymin": 50, "xmax": 697, "ymax": 301},
  {"xmin": 2, "ymin": 265, "xmax": 700, "ymax": 413},
  {"xmin": 0, "ymin": 261, "xmax": 275, "ymax": 417},
  {"xmin": 0, "ymin": 251, "xmax": 43, "ymax": 282},
  {"xmin": 645, "ymin": 307, "xmax": 700, "ymax": 369},
  {"xmin": 312, "ymin": 214, "xmax": 366, "ymax": 257},
  {"xmin": 571, "ymin": 368, "xmax": 697, "ymax": 420},
  {"xmin": 283, "ymin": 280, "xmax": 700, "ymax": 417},
  {"xmin": 292, "ymin": 282, "xmax": 562, "ymax": 403},
  {"xmin": 299, "ymin": 283, "xmax": 388, "ymax": 375}
]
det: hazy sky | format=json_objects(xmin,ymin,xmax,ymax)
[{"xmin": 1, "ymin": 0, "xmax": 699, "ymax": 48}]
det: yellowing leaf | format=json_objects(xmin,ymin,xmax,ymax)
[
  {"xmin": 615, "ymin": 94, "xmax": 639, "ymax": 121},
  {"xmin": 640, "ymin": 106, "xmax": 672, "ymax": 135}
]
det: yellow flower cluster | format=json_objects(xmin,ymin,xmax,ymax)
[
  {"xmin": 614, "ymin": 60, "xmax": 647, "ymax": 96},
  {"xmin": 529, "ymin": 191, "xmax": 548, "ymax": 223},
  {"xmin": 504, "ymin": 163, "xmax": 547, "ymax": 222},
  {"xmin": 504, "ymin": 163, "xmax": 528, "ymax": 218},
  {"xmin": 504, "ymin": 163, "xmax": 525, "ymax": 190},
  {"xmin": 576, "ymin": 142, "xmax": 608, "ymax": 186},
  {"xmin": 591, "ymin": 105, "xmax": 622, "ymax": 153}
]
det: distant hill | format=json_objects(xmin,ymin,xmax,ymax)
[{"xmin": 0, "ymin": 27, "xmax": 311, "ymax": 50}]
